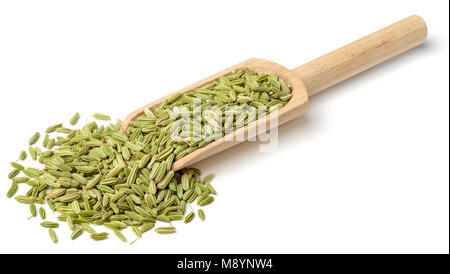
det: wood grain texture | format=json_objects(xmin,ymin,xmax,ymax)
[
  {"xmin": 293, "ymin": 15, "xmax": 428, "ymax": 96},
  {"xmin": 121, "ymin": 15, "xmax": 427, "ymax": 171}
]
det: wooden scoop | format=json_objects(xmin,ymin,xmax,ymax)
[{"xmin": 121, "ymin": 15, "xmax": 427, "ymax": 171}]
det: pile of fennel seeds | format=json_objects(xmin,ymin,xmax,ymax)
[{"xmin": 6, "ymin": 68, "xmax": 292, "ymax": 243}]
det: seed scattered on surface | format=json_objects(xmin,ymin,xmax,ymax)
[
  {"xmin": 6, "ymin": 182, "xmax": 18, "ymax": 198},
  {"xmin": 202, "ymin": 174, "xmax": 215, "ymax": 185},
  {"xmin": 29, "ymin": 204, "xmax": 37, "ymax": 218},
  {"xmin": 29, "ymin": 132, "xmax": 40, "ymax": 145},
  {"xmin": 92, "ymin": 113, "xmax": 111, "ymax": 121},
  {"xmin": 48, "ymin": 228, "xmax": 58, "ymax": 243},
  {"xmin": 71, "ymin": 227, "xmax": 84, "ymax": 240},
  {"xmin": 42, "ymin": 134, "xmax": 49, "ymax": 147},
  {"xmin": 198, "ymin": 196, "xmax": 214, "ymax": 207},
  {"xmin": 41, "ymin": 221, "xmax": 59, "ymax": 228},
  {"xmin": 45, "ymin": 138, "xmax": 55, "ymax": 149},
  {"xmin": 45, "ymin": 123, "xmax": 63, "ymax": 133},
  {"xmin": 29, "ymin": 146, "xmax": 37, "ymax": 160},
  {"xmin": 12, "ymin": 177, "xmax": 29, "ymax": 184},
  {"xmin": 154, "ymin": 226, "xmax": 176, "ymax": 234},
  {"xmin": 114, "ymin": 229, "xmax": 127, "ymax": 242},
  {"xmin": 47, "ymin": 200, "xmax": 56, "ymax": 212},
  {"xmin": 140, "ymin": 222, "xmax": 155, "ymax": 233},
  {"xmin": 81, "ymin": 223, "xmax": 96, "ymax": 234},
  {"xmin": 14, "ymin": 195, "xmax": 33, "ymax": 204},
  {"xmin": 69, "ymin": 112, "xmax": 80, "ymax": 125},
  {"xmin": 132, "ymin": 226, "xmax": 141, "ymax": 239},
  {"xmin": 18, "ymin": 151, "xmax": 27, "ymax": 161},
  {"xmin": 184, "ymin": 211, "xmax": 195, "ymax": 223},
  {"xmin": 156, "ymin": 215, "xmax": 171, "ymax": 223},
  {"xmin": 8, "ymin": 169, "xmax": 20, "ymax": 179},
  {"xmin": 198, "ymin": 209, "xmax": 205, "ymax": 221},
  {"xmin": 206, "ymin": 182, "xmax": 216, "ymax": 195},
  {"xmin": 23, "ymin": 168, "xmax": 40, "ymax": 178},
  {"xmin": 10, "ymin": 162, "xmax": 24, "ymax": 171},
  {"xmin": 67, "ymin": 216, "xmax": 75, "ymax": 230},
  {"xmin": 90, "ymin": 232, "xmax": 109, "ymax": 241},
  {"xmin": 39, "ymin": 207, "xmax": 46, "ymax": 220}
]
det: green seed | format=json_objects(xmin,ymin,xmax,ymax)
[
  {"xmin": 90, "ymin": 232, "xmax": 109, "ymax": 241},
  {"xmin": 206, "ymin": 182, "xmax": 216, "ymax": 195},
  {"xmin": 47, "ymin": 200, "xmax": 56, "ymax": 211},
  {"xmin": 39, "ymin": 207, "xmax": 46, "ymax": 220},
  {"xmin": 15, "ymin": 195, "xmax": 32, "ymax": 204},
  {"xmin": 67, "ymin": 216, "xmax": 75, "ymax": 230},
  {"xmin": 81, "ymin": 223, "xmax": 96, "ymax": 233},
  {"xmin": 6, "ymin": 69, "xmax": 290, "ymax": 242},
  {"xmin": 29, "ymin": 132, "xmax": 40, "ymax": 145},
  {"xmin": 29, "ymin": 146, "xmax": 37, "ymax": 160},
  {"xmin": 71, "ymin": 200, "xmax": 81, "ymax": 214},
  {"xmin": 55, "ymin": 127, "xmax": 72, "ymax": 134},
  {"xmin": 58, "ymin": 192, "xmax": 81, "ymax": 203},
  {"xmin": 71, "ymin": 227, "xmax": 84, "ymax": 240},
  {"xmin": 140, "ymin": 222, "xmax": 155, "ymax": 233},
  {"xmin": 6, "ymin": 182, "xmax": 18, "ymax": 198},
  {"xmin": 41, "ymin": 221, "xmax": 59, "ymax": 228},
  {"xmin": 92, "ymin": 113, "xmax": 111, "ymax": 121},
  {"xmin": 72, "ymin": 173, "xmax": 87, "ymax": 184},
  {"xmin": 183, "ymin": 189, "xmax": 194, "ymax": 201},
  {"xmin": 202, "ymin": 174, "xmax": 215, "ymax": 185},
  {"xmin": 69, "ymin": 112, "xmax": 80, "ymax": 125},
  {"xmin": 154, "ymin": 226, "xmax": 176, "ymax": 234},
  {"xmin": 45, "ymin": 138, "xmax": 55, "ymax": 149},
  {"xmin": 34, "ymin": 147, "xmax": 42, "ymax": 156},
  {"xmin": 42, "ymin": 134, "xmax": 49, "ymax": 147},
  {"xmin": 198, "ymin": 209, "xmax": 205, "ymax": 221},
  {"xmin": 8, "ymin": 169, "xmax": 20, "ymax": 179},
  {"xmin": 198, "ymin": 195, "xmax": 214, "ymax": 207},
  {"xmin": 45, "ymin": 123, "xmax": 63, "ymax": 133},
  {"xmin": 114, "ymin": 229, "xmax": 127, "ymax": 242},
  {"xmin": 168, "ymin": 214, "xmax": 184, "ymax": 221},
  {"xmin": 184, "ymin": 211, "xmax": 195, "ymax": 223},
  {"xmin": 23, "ymin": 168, "xmax": 40, "ymax": 178},
  {"xmin": 181, "ymin": 173, "xmax": 190, "ymax": 190},
  {"xmin": 48, "ymin": 228, "xmax": 58, "ymax": 243},
  {"xmin": 131, "ymin": 226, "xmax": 142, "ymax": 239},
  {"xmin": 29, "ymin": 204, "xmax": 37, "ymax": 217},
  {"xmin": 13, "ymin": 177, "xmax": 29, "ymax": 184},
  {"xmin": 10, "ymin": 162, "xmax": 24, "ymax": 171},
  {"xmin": 18, "ymin": 151, "xmax": 27, "ymax": 161},
  {"xmin": 156, "ymin": 215, "xmax": 171, "ymax": 223},
  {"xmin": 45, "ymin": 188, "xmax": 66, "ymax": 200}
]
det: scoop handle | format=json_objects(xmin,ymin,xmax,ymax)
[{"xmin": 292, "ymin": 15, "xmax": 427, "ymax": 96}]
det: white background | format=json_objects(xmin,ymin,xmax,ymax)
[{"xmin": 0, "ymin": 0, "xmax": 448, "ymax": 254}]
